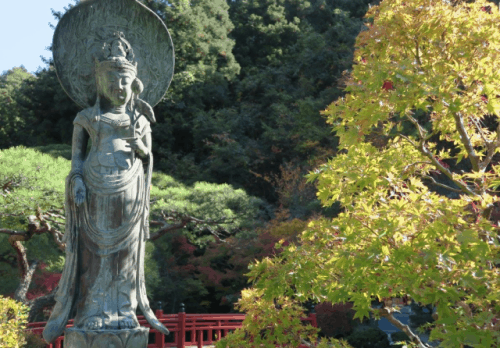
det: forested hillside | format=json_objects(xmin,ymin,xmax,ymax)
[{"xmin": 1, "ymin": 0, "xmax": 372, "ymax": 203}]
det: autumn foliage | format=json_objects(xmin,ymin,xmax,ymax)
[{"xmin": 223, "ymin": 0, "xmax": 500, "ymax": 347}]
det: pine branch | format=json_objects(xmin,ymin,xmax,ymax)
[
  {"xmin": 27, "ymin": 288, "xmax": 57, "ymax": 322},
  {"xmin": 14, "ymin": 260, "xmax": 38, "ymax": 304},
  {"xmin": 149, "ymin": 210, "xmax": 234, "ymax": 241}
]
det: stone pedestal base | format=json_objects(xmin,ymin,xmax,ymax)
[{"xmin": 64, "ymin": 327, "xmax": 149, "ymax": 348}]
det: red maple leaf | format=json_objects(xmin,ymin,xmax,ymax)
[
  {"xmin": 481, "ymin": 6, "xmax": 492, "ymax": 14},
  {"xmin": 382, "ymin": 80, "xmax": 394, "ymax": 91}
]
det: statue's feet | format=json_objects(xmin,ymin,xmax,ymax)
[
  {"xmin": 85, "ymin": 316, "xmax": 103, "ymax": 330},
  {"xmin": 119, "ymin": 316, "xmax": 138, "ymax": 329}
]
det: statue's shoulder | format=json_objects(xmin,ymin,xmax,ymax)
[
  {"xmin": 73, "ymin": 107, "xmax": 97, "ymax": 131},
  {"xmin": 74, "ymin": 107, "xmax": 94, "ymax": 125}
]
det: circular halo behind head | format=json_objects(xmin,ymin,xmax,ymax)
[{"xmin": 52, "ymin": 0, "xmax": 174, "ymax": 109}]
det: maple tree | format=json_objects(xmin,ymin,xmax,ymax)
[{"xmin": 218, "ymin": 0, "xmax": 500, "ymax": 347}]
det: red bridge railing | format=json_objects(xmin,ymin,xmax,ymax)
[{"xmin": 27, "ymin": 310, "xmax": 317, "ymax": 348}]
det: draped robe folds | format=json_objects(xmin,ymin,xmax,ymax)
[{"xmin": 43, "ymin": 105, "xmax": 168, "ymax": 343}]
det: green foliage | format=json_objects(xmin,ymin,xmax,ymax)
[
  {"xmin": 142, "ymin": 0, "xmax": 242, "ymax": 184},
  {"xmin": 182, "ymin": 0, "xmax": 371, "ymax": 201},
  {"xmin": 214, "ymin": 289, "xmax": 356, "ymax": 347},
  {"xmin": 19, "ymin": 65, "xmax": 79, "ymax": 145},
  {"xmin": 0, "ymin": 146, "xmax": 68, "ymax": 229},
  {"xmin": 145, "ymin": 0, "xmax": 240, "ymax": 85},
  {"xmin": 214, "ymin": 288, "xmax": 344, "ymax": 348},
  {"xmin": 0, "ymin": 296, "xmax": 29, "ymax": 348},
  {"xmin": 32, "ymin": 144, "xmax": 72, "ymax": 161},
  {"xmin": 143, "ymin": 241, "xmax": 161, "ymax": 300},
  {"xmin": 0, "ymin": 68, "xmax": 36, "ymax": 149},
  {"xmin": 225, "ymin": 0, "xmax": 500, "ymax": 347}
]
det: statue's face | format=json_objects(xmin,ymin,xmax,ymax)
[{"xmin": 97, "ymin": 68, "xmax": 135, "ymax": 106}]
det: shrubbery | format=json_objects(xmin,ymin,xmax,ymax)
[
  {"xmin": 345, "ymin": 327, "xmax": 390, "ymax": 348},
  {"xmin": 0, "ymin": 296, "xmax": 29, "ymax": 348}
]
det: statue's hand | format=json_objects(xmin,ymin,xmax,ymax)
[
  {"xmin": 125, "ymin": 138, "xmax": 149, "ymax": 158},
  {"xmin": 73, "ymin": 177, "xmax": 86, "ymax": 205}
]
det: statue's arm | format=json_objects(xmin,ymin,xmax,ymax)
[
  {"xmin": 142, "ymin": 132, "xmax": 152, "ymax": 156},
  {"xmin": 71, "ymin": 124, "xmax": 89, "ymax": 206},
  {"xmin": 71, "ymin": 124, "xmax": 89, "ymax": 172}
]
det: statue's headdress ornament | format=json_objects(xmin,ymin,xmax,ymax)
[{"xmin": 95, "ymin": 32, "xmax": 138, "ymax": 75}]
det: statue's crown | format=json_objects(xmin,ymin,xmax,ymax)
[{"xmin": 95, "ymin": 32, "xmax": 137, "ymax": 74}]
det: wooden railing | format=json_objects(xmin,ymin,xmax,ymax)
[{"xmin": 26, "ymin": 309, "xmax": 317, "ymax": 348}]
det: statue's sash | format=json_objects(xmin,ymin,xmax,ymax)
[
  {"xmin": 81, "ymin": 159, "xmax": 144, "ymax": 255},
  {"xmin": 43, "ymin": 172, "xmax": 82, "ymax": 343}
]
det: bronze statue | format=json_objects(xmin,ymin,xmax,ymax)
[{"xmin": 43, "ymin": 0, "xmax": 174, "ymax": 346}]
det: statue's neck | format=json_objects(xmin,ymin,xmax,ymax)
[{"xmin": 99, "ymin": 98, "xmax": 127, "ymax": 114}]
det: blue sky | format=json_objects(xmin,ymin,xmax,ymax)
[{"xmin": 0, "ymin": 1, "xmax": 76, "ymax": 75}]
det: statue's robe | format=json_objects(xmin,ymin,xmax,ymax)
[{"xmin": 43, "ymin": 104, "xmax": 168, "ymax": 343}]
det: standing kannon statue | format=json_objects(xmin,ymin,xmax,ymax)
[{"xmin": 43, "ymin": 0, "xmax": 174, "ymax": 346}]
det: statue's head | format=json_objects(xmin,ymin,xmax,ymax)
[{"xmin": 95, "ymin": 32, "xmax": 144, "ymax": 109}]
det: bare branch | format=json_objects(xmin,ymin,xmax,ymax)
[
  {"xmin": 403, "ymin": 161, "xmax": 433, "ymax": 173},
  {"xmin": 422, "ymin": 175, "xmax": 463, "ymax": 193},
  {"xmin": 418, "ymin": 142, "xmax": 478, "ymax": 196},
  {"xmin": 453, "ymin": 112, "xmax": 480, "ymax": 172},
  {"xmin": 479, "ymin": 123, "xmax": 500, "ymax": 171},
  {"xmin": 399, "ymin": 134, "xmax": 418, "ymax": 148},
  {"xmin": 401, "ymin": 115, "xmax": 479, "ymax": 195},
  {"xmin": 470, "ymin": 117, "xmax": 488, "ymax": 145},
  {"xmin": 377, "ymin": 307, "xmax": 431, "ymax": 348},
  {"xmin": 406, "ymin": 114, "xmax": 430, "ymax": 141}
]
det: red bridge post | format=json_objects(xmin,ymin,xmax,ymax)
[
  {"xmin": 155, "ymin": 309, "xmax": 165, "ymax": 348},
  {"xmin": 177, "ymin": 303, "xmax": 186, "ymax": 348}
]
